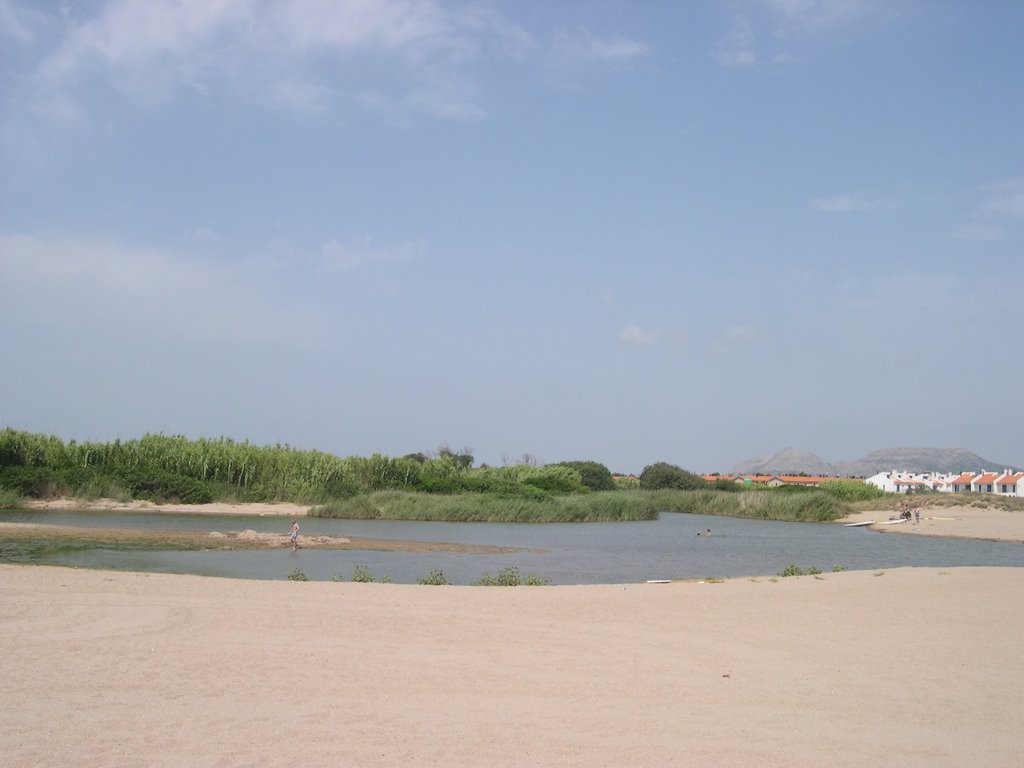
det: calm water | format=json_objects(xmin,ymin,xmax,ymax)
[{"xmin": 2, "ymin": 509, "xmax": 1022, "ymax": 584}]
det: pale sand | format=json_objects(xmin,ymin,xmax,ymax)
[
  {"xmin": 24, "ymin": 498, "xmax": 312, "ymax": 516},
  {"xmin": 2, "ymin": 565, "xmax": 1023, "ymax": 767},
  {"xmin": 0, "ymin": 522, "xmax": 520, "ymax": 554},
  {"xmin": 838, "ymin": 504, "xmax": 1024, "ymax": 543}
]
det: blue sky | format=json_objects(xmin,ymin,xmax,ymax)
[{"xmin": 2, "ymin": 0, "xmax": 1022, "ymax": 473}]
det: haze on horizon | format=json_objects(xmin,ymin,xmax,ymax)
[{"xmin": 1, "ymin": 1, "xmax": 1022, "ymax": 475}]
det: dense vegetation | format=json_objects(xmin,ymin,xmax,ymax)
[
  {"xmin": 309, "ymin": 490, "xmax": 661, "ymax": 522},
  {"xmin": 0, "ymin": 428, "xmax": 883, "ymax": 523},
  {"xmin": 0, "ymin": 429, "xmax": 589, "ymax": 503}
]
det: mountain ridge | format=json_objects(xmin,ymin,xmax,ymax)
[{"xmin": 730, "ymin": 447, "xmax": 1022, "ymax": 477}]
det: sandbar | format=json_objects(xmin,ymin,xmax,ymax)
[
  {"xmin": 24, "ymin": 498, "xmax": 312, "ymax": 516},
  {"xmin": 0, "ymin": 522, "xmax": 520, "ymax": 554},
  {"xmin": 839, "ymin": 504, "xmax": 1024, "ymax": 543},
  {"xmin": 2, "ymin": 564, "xmax": 1022, "ymax": 767}
]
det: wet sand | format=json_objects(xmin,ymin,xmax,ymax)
[
  {"xmin": 0, "ymin": 521, "xmax": 520, "ymax": 554},
  {"xmin": 1, "ymin": 564, "xmax": 1022, "ymax": 767},
  {"xmin": 838, "ymin": 504, "xmax": 1024, "ymax": 543},
  {"xmin": 24, "ymin": 498, "xmax": 312, "ymax": 516}
]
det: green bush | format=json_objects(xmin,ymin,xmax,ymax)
[
  {"xmin": 779, "ymin": 564, "xmax": 804, "ymax": 577},
  {"xmin": 351, "ymin": 565, "xmax": 375, "ymax": 583},
  {"xmin": 417, "ymin": 569, "xmax": 450, "ymax": 585},
  {"xmin": 0, "ymin": 466, "xmax": 64, "ymax": 498},
  {"xmin": 0, "ymin": 487, "xmax": 23, "ymax": 508},
  {"xmin": 711, "ymin": 478, "xmax": 742, "ymax": 492},
  {"xmin": 476, "ymin": 566, "xmax": 549, "ymax": 586},
  {"xmin": 818, "ymin": 479, "xmax": 887, "ymax": 502},
  {"xmin": 286, "ymin": 568, "xmax": 308, "ymax": 581},
  {"xmin": 549, "ymin": 461, "xmax": 614, "ymax": 491},
  {"xmin": 107, "ymin": 467, "xmax": 213, "ymax": 504},
  {"xmin": 310, "ymin": 490, "xmax": 660, "ymax": 522},
  {"xmin": 639, "ymin": 462, "xmax": 707, "ymax": 491}
]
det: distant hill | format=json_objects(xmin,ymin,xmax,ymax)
[
  {"xmin": 731, "ymin": 447, "xmax": 835, "ymax": 476},
  {"xmin": 834, "ymin": 448, "xmax": 1022, "ymax": 477},
  {"xmin": 731, "ymin": 446, "xmax": 1022, "ymax": 477}
]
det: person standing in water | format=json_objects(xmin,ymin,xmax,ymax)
[{"xmin": 289, "ymin": 519, "xmax": 300, "ymax": 551}]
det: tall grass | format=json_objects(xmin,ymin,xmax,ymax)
[
  {"xmin": 0, "ymin": 487, "xmax": 23, "ymax": 509},
  {"xmin": 0, "ymin": 428, "xmax": 855, "ymax": 522},
  {"xmin": 0, "ymin": 428, "xmax": 586, "ymax": 502},
  {"xmin": 310, "ymin": 488, "xmax": 845, "ymax": 523},
  {"xmin": 647, "ymin": 489, "xmax": 843, "ymax": 522},
  {"xmin": 310, "ymin": 490, "xmax": 661, "ymax": 522}
]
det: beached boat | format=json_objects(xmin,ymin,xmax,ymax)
[{"xmin": 843, "ymin": 521, "xmax": 876, "ymax": 527}]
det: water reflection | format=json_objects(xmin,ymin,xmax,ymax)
[{"xmin": 2, "ymin": 509, "xmax": 1021, "ymax": 584}]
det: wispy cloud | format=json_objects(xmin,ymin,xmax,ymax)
[
  {"xmin": 716, "ymin": 14, "xmax": 757, "ymax": 68},
  {"xmin": 618, "ymin": 324, "xmax": 658, "ymax": 346},
  {"xmin": 954, "ymin": 178, "xmax": 1024, "ymax": 241},
  {"xmin": 762, "ymin": 0, "xmax": 877, "ymax": 33},
  {"xmin": 266, "ymin": 79, "xmax": 332, "ymax": 114},
  {"xmin": 717, "ymin": 0, "xmax": 878, "ymax": 68},
  {"xmin": 586, "ymin": 33, "xmax": 652, "ymax": 62},
  {"xmin": 0, "ymin": 233, "xmax": 321, "ymax": 346},
  {"xmin": 406, "ymin": 78, "xmax": 487, "ymax": 121},
  {"xmin": 0, "ymin": 0, "xmax": 46, "ymax": 42},
  {"xmin": 711, "ymin": 323, "xmax": 760, "ymax": 354},
  {"xmin": 320, "ymin": 236, "xmax": 426, "ymax": 272},
  {"xmin": 618, "ymin": 324, "xmax": 687, "ymax": 348},
  {"xmin": 725, "ymin": 324, "xmax": 756, "ymax": 341},
  {"xmin": 983, "ymin": 178, "xmax": 1024, "ymax": 219},
  {"xmin": 554, "ymin": 28, "xmax": 652, "ymax": 67},
  {"xmin": 31, "ymin": 0, "xmax": 530, "ymax": 121},
  {"xmin": 811, "ymin": 195, "xmax": 878, "ymax": 212}
]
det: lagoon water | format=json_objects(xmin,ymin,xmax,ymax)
[{"xmin": 2, "ymin": 509, "xmax": 1022, "ymax": 584}]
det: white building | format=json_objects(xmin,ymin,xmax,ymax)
[
  {"xmin": 865, "ymin": 469, "xmax": 1021, "ymax": 497},
  {"xmin": 994, "ymin": 471, "xmax": 1024, "ymax": 497}
]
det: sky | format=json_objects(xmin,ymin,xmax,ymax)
[{"xmin": 1, "ymin": 0, "xmax": 1023, "ymax": 474}]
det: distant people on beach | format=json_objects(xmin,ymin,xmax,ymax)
[
  {"xmin": 914, "ymin": 507, "xmax": 921, "ymax": 524},
  {"xmin": 289, "ymin": 520, "xmax": 299, "ymax": 551},
  {"xmin": 891, "ymin": 503, "xmax": 913, "ymax": 522}
]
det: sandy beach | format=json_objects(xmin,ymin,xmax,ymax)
[
  {"xmin": 24, "ymin": 498, "xmax": 313, "ymax": 516},
  {"xmin": 839, "ymin": 504, "xmax": 1024, "ymax": 543},
  {"xmin": 1, "ymin": 564, "xmax": 1021, "ymax": 767},
  {"xmin": 0, "ymin": 521, "xmax": 521, "ymax": 554}
]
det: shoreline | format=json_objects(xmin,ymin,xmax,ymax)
[
  {"xmin": 16, "ymin": 496, "xmax": 1024, "ymax": 545},
  {"xmin": 2, "ymin": 563, "xmax": 1022, "ymax": 767},
  {"xmin": 0, "ymin": 521, "xmax": 523, "ymax": 554},
  {"xmin": 23, "ymin": 497, "xmax": 312, "ymax": 516},
  {"xmin": 837, "ymin": 503, "xmax": 1024, "ymax": 544}
]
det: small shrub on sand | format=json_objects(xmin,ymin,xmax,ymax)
[
  {"xmin": 0, "ymin": 488, "xmax": 23, "ymax": 509},
  {"xmin": 779, "ymin": 564, "xmax": 804, "ymax": 577},
  {"xmin": 286, "ymin": 568, "xmax": 308, "ymax": 581},
  {"xmin": 351, "ymin": 565, "xmax": 375, "ymax": 582},
  {"xmin": 476, "ymin": 566, "xmax": 550, "ymax": 586},
  {"xmin": 418, "ymin": 569, "xmax": 450, "ymax": 585}
]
